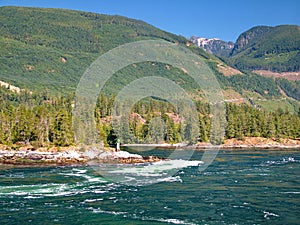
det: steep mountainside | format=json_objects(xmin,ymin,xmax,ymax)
[
  {"xmin": 230, "ymin": 26, "xmax": 273, "ymax": 55},
  {"xmin": 190, "ymin": 36, "xmax": 234, "ymax": 57},
  {"xmin": 192, "ymin": 25, "xmax": 300, "ymax": 73},
  {"xmin": 0, "ymin": 6, "xmax": 299, "ymax": 113},
  {"xmin": 229, "ymin": 25, "xmax": 300, "ymax": 72},
  {"xmin": 0, "ymin": 6, "xmax": 188, "ymax": 94}
]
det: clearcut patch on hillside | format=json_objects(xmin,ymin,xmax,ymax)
[{"xmin": 253, "ymin": 70, "xmax": 300, "ymax": 81}]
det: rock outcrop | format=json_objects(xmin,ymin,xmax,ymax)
[
  {"xmin": 190, "ymin": 36, "xmax": 234, "ymax": 58},
  {"xmin": 0, "ymin": 149, "xmax": 86, "ymax": 165},
  {"xmin": 0, "ymin": 146, "xmax": 162, "ymax": 165},
  {"xmin": 86, "ymin": 149, "xmax": 161, "ymax": 164}
]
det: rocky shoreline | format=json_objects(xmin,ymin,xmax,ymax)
[
  {"xmin": 0, "ymin": 146, "xmax": 162, "ymax": 166},
  {"xmin": 220, "ymin": 137, "xmax": 300, "ymax": 149},
  {"xmin": 90, "ymin": 150, "xmax": 161, "ymax": 164},
  {"xmin": 125, "ymin": 137, "xmax": 300, "ymax": 150},
  {"xmin": 0, "ymin": 149, "xmax": 86, "ymax": 165},
  {"xmin": 0, "ymin": 137, "xmax": 299, "ymax": 165}
]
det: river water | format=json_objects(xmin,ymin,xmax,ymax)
[{"xmin": 0, "ymin": 149, "xmax": 299, "ymax": 224}]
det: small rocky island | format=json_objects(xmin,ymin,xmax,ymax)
[{"xmin": 0, "ymin": 144, "xmax": 161, "ymax": 165}]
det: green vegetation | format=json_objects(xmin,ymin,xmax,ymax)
[
  {"xmin": 0, "ymin": 6, "xmax": 299, "ymax": 148},
  {"xmin": 225, "ymin": 103, "xmax": 299, "ymax": 140},
  {"xmin": 208, "ymin": 61, "xmax": 281, "ymax": 98},
  {"xmin": 228, "ymin": 25, "xmax": 300, "ymax": 72},
  {"xmin": 0, "ymin": 89, "xmax": 299, "ymax": 147},
  {"xmin": 0, "ymin": 87, "xmax": 74, "ymax": 147},
  {"xmin": 0, "ymin": 6, "xmax": 187, "ymax": 94},
  {"xmin": 276, "ymin": 79, "xmax": 300, "ymax": 101},
  {"xmin": 1, "ymin": 7, "xmax": 298, "ymax": 108}
]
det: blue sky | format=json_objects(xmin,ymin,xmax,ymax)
[{"xmin": 0, "ymin": 0, "xmax": 299, "ymax": 41}]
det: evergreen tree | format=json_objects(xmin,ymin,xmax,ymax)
[
  {"xmin": 148, "ymin": 117, "xmax": 165, "ymax": 143},
  {"xmin": 50, "ymin": 109, "xmax": 74, "ymax": 146}
]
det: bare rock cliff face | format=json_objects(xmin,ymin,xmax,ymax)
[{"xmin": 190, "ymin": 36, "xmax": 234, "ymax": 58}]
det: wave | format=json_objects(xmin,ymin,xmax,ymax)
[
  {"xmin": 88, "ymin": 206, "xmax": 196, "ymax": 225},
  {"xmin": 155, "ymin": 218, "xmax": 196, "ymax": 225},
  {"xmin": 83, "ymin": 198, "xmax": 104, "ymax": 203},
  {"xmin": 108, "ymin": 160, "xmax": 202, "ymax": 176},
  {"xmin": 0, "ymin": 183, "xmax": 110, "ymax": 197},
  {"xmin": 90, "ymin": 159, "xmax": 202, "ymax": 186},
  {"xmin": 0, "ymin": 168, "xmax": 109, "ymax": 197},
  {"xmin": 263, "ymin": 211, "xmax": 279, "ymax": 219},
  {"xmin": 261, "ymin": 157, "xmax": 299, "ymax": 166},
  {"xmin": 157, "ymin": 176, "xmax": 182, "ymax": 183},
  {"xmin": 88, "ymin": 207, "xmax": 127, "ymax": 216},
  {"xmin": 136, "ymin": 215, "xmax": 197, "ymax": 225}
]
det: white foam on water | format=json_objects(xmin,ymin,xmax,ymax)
[
  {"xmin": 138, "ymin": 216, "xmax": 196, "ymax": 225},
  {"xmin": 7, "ymin": 208, "xmax": 20, "ymax": 212},
  {"xmin": 157, "ymin": 218, "xmax": 195, "ymax": 224},
  {"xmin": 72, "ymin": 168, "xmax": 87, "ymax": 173},
  {"xmin": 88, "ymin": 207, "xmax": 127, "ymax": 216},
  {"xmin": 83, "ymin": 198, "xmax": 103, "ymax": 203},
  {"xmin": 92, "ymin": 159, "xmax": 202, "ymax": 185},
  {"xmin": 60, "ymin": 169, "xmax": 107, "ymax": 184},
  {"xmin": 107, "ymin": 160, "xmax": 202, "ymax": 176},
  {"xmin": 0, "ymin": 177, "xmax": 110, "ymax": 197},
  {"xmin": 44, "ymin": 191, "xmax": 74, "ymax": 197},
  {"xmin": 263, "ymin": 211, "xmax": 279, "ymax": 219},
  {"xmin": 24, "ymin": 195, "xmax": 42, "ymax": 199},
  {"xmin": 157, "ymin": 176, "xmax": 182, "ymax": 183},
  {"xmin": 87, "ymin": 177, "xmax": 105, "ymax": 183},
  {"xmin": 7, "ymin": 191, "xmax": 29, "ymax": 196},
  {"xmin": 283, "ymin": 157, "xmax": 297, "ymax": 163},
  {"xmin": 233, "ymin": 205, "xmax": 245, "ymax": 208},
  {"xmin": 0, "ymin": 183, "xmax": 62, "ymax": 195},
  {"xmin": 93, "ymin": 190, "xmax": 107, "ymax": 194},
  {"xmin": 262, "ymin": 157, "xmax": 299, "ymax": 166},
  {"xmin": 2, "ymin": 173, "xmax": 25, "ymax": 179}
]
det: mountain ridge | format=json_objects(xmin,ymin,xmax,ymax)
[
  {"xmin": 0, "ymin": 6, "xmax": 189, "ymax": 94},
  {"xmin": 190, "ymin": 36, "xmax": 234, "ymax": 58},
  {"xmin": 0, "ymin": 6, "xmax": 299, "ymax": 148},
  {"xmin": 0, "ymin": 6, "xmax": 299, "ymax": 113},
  {"xmin": 191, "ymin": 25, "xmax": 300, "ymax": 73},
  {"xmin": 230, "ymin": 25, "xmax": 273, "ymax": 56}
]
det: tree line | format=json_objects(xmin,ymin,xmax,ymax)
[{"xmin": 0, "ymin": 89, "xmax": 299, "ymax": 148}]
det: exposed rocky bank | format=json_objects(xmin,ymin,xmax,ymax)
[
  {"xmin": 0, "ymin": 145, "xmax": 161, "ymax": 165},
  {"xmin": 0, "ymin": 137, "xmax": 299, "ymax": 165}
]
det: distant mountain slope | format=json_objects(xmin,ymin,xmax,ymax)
[
  {"xmin": 229, "ymin": 25, "xmax": 300, "ymax": 72},
  {"xmin": 191, "ymin": 25, "xmax": 300, "ymax": 73},
  {"xmin": 190, "ymin": 36, "xmax": 234, "ymax": 57},
  {"xmin": 230, "ymin": 26, "xmax": 273, "ymax": 56}
]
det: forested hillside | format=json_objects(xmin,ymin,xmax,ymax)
[
  {"xmin": 0, "ymin": 6, "xmax": 297, "ymax": 102},
  {"xmin": 0, "ymin": 6, "xmax": 188, "ymax": 94},
  {"xmin": 228, "ymin": 25, "xmax": 300, "ymax": 72},
  {"xmin": 1, "ymin": 87, "xmax": 299, "ymax": 147},
  {"xmin": 0, "ymin": 6, "xmax": 299, "ymax": 147}
]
